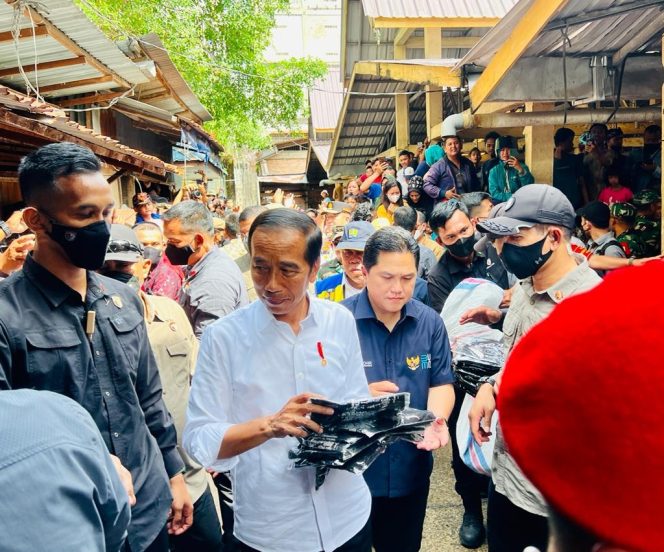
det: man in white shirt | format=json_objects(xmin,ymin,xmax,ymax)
[{"xmin": 184, "ymin": 208, "xmax": 372, "ymax": 552}]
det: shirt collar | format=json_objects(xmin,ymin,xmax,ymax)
[
  {"xmin": 589, "ymin": 231, "xmax": 615, "ymax": 247},
  {"xmin": 185, "ymin": 246, "xmax": 218, "ymax": 279},
  {"xmin": 353, "ymin": 288, "xmax": 418, "ymax": 321},
  {"xmin": 22, "ymin": 255, "xmax": 110, "ymax": 308},
  {"xmin": 520, "ymin": 253, "xmax": 592, "ymax": 304}
]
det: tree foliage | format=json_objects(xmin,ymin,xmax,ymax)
[{"xmin": 78, "ymin": 0, "xmax": 327, "ymax": 149}]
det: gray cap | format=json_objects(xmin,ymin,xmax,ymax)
[
  {"xmin": 477, "ymin": 184, "xmax": 575, "ymax": 236},
  {"xmin": 336, "ymin": 221, "xmax": 375, "ymax": 251},
  {"xmin": 105, "ymin": 224, "xmax": 144, "ymax": 262}
]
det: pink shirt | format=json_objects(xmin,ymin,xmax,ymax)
[{"xmin": 598, "ymin": 186, "xmax": 633, "ymax": 205}]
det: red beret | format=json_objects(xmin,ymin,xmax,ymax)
[{"xmin": 498, "ymin": 261, "xmax": 664, "ymax": 552}]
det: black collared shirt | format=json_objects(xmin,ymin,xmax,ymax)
[
  {"xmin": 427, "ymin": 251, "xmax": 487, "ymax": 313},
  {"xmin": 0, "ymin": 256, "xmax": 183, "ymax": 552}
]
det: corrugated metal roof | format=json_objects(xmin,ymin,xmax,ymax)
[
  {"xmin": 311, "ymin": 140, "xmax": 332, "ymax": 168},
  {"xmin": 361, "ymin": 0, "xmax": 517, "ymax": 19},
  {"xmin": 309, "ymin": 67, "xmax": 343, "ymax": 131},
  {"xmin": 457, "ymin": 0, "xmax": 664, "ymax": 68},
  {"xmin": 138, "ymin": 34, "xmax": 212, "ymax": 122}
]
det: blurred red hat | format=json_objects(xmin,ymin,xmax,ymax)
[{"xmin": 499, "ymin": 261, "xmax": 664, "ymax": 552}]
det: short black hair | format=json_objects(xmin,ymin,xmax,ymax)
[
  {"xmin": 393, "ymin": 205, "xmax": 417, "ymax": 232},
  {"xmin": 224, "ymin": 213, "xmax": 240, "ymax": 237},
  {"xmin": 363, "ymin": 226, "xmax": 419, "ymax": 272},
  {"xmin": 398, "ymin": 150, "xmax": 412, "ymax": 158},
  {"xmin": 461, "ymin": 192, "xmax": 491, "ymax": 217},
  {"xmin": 429, "ymin": 199, "xmax": 470, "ymax": 232},
  {"xmin": 239, "ymin": 205, "xmax": 266, "ymax": 224},
  {"xmin": 589, "ymin": 123, "xmax": 608, "ymax": 133},
  {"xmin": 484, "ymin": 131, "xmax": 500, "ymax": 141},
  {"xmin": 248, "ymin": 208, "xmax": 322, "ymax": 268},
  {"xmin": 18, "ymin": 142, "xmax": 102, "ymax": 206},
  {"xmin": 554, "ymin": 127, "xmax": 575, "ymax": 146}
]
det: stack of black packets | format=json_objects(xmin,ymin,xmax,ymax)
[{"xmin": 289, "ymin": 392, "xmax": 435, "ymax": 488}]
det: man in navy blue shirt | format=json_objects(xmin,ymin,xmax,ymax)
[{"xmin": 342, "ymin": 226, "xmax": 455, "ymax": 552}]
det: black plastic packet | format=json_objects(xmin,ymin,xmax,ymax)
[
  {"xmin": 290, "ymin": 393, "xmax": 435, "ymax": 488},
  {"xmin": 452, "ymin": 338, "xmax": 505, "ymax": 396}
]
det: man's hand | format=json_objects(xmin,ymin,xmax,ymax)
[
  {"xmin": 5, "ymin": 209, "xmax": 27, "ymax": 234},
  {"xmin": 267, "ymin": 393, "xmax": 334, "ymax": 439},
  {"xmin": 469, "ymin": 384, "xmax": 496, "ymax": 444},
  {"xmin": 416, "ymin": 418, "xmax": 449, "ymax": 451},
  {"xmin": 445, "ymin": 187, "xmax": 460, "ymax": 200},
  {"xmin": 109, "ymin": 454, "xmax": 136, "ymax": 506},
  {"xmin": 459, "ymin": 306, "xmax": 502, "ymax": 326},
  {"xmin": 500, "ymin": 288, "xmax": 513, "ymax": 308},
  {"xmin": 633, "ymin": 255, "xmax": 663, "ymax": 266},
  {"xmin": 0, "ymin": 234, "xmax": 35, "ymax": 274},
  {"xmin": 273, "ymin": 188, "xmax": 284, "ymax": 205},
  {"xmin": 368, "ymin": 380, "xmax": 399, "ymax": 397},
  {"xmin": 168, "ymin": 473, "xmax": 193, "ymax": 535},
  {"xmin": 283, "ymin": 193, "xmax": 295, "ymax": 209}
]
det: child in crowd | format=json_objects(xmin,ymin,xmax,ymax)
[{"xmin": 598, "ymin": 166, "xmax": 633, "ymax": 205}]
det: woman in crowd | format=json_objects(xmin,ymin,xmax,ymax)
[{"xmin": 375, "ymin": 177, "xmax": 404, "ymax": 224}]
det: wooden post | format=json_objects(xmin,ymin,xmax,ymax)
[
  {"xmin": 524, "ymin": 102, "xmax": 555, "ymax": 184},
  {"xmin": 395, "ymin": 93, "xmax": 410, "ymax": 150},
  {"xmin": 424, "ymin": 28, "xmax": 443, "ymax": 138}
]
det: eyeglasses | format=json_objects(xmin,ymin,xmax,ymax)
[{"xmin": 107, "ymin": 240, "xmax": 144, "ymax": 255}]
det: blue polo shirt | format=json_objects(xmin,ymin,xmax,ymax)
[{"xmin": 342, "ymin": 290, "xmax": 454, "ymax": 498}]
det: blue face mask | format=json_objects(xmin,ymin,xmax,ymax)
[{"xmin": 500, "ymin": 235, "xmax": 552, "ymax": 279}]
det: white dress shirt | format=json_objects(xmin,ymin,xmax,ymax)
[{"xmin": 184, "ymin": 297, "xmax": 372, "ymax": 552}]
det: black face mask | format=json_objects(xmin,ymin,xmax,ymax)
[
  {"xmin": 500, "ymin": 235, "xmax": 553, "ymax": 279},
  {"xmin": 164, "ymin": 242, "xmax": 194, "ymax": 266},
  {"xmin": 101, "ymin": 270, "xmax": 133, "ymax": 284},
  {"xmin": 143, "ymin": 246, "xmax": 162, "ymax": 269},
  {"xmin": 447, "ymin": 235, "xmax": 477, "ymax": 258},
  {"xmin": 48, "ymin": 218, "xmax": 111, "ymax": 271}
]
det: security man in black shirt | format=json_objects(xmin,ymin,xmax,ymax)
[{"xmin": 0, "ymin": 143, "xmax": 191, "ymax": 552}]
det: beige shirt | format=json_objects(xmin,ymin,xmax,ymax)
[
  {"xmin": 222, "ymin": 239, "xmax": 257, "ymax": 302},
  {"xmin": 141, "ymin": 292, "xmax": 210, "ymax": 503},
  {"xmin": 492, "ymin": 255, "xmax": 602, "ymax": 516}
]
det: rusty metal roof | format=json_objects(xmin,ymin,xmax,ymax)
[
  {"xmin": 361, "ymin": 0, "xmax": 517, "ymax": 19},
  {"xmin": 309, "ymin": 67, "xmax": 343, "ymax": 131}
]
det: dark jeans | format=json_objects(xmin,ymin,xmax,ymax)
[
  {"xmin": 370, "ymin": 483, "xmax": 430, "ymax": 552},
  {"xmin": 170, "ymin": 487, "xmax": 224, "ymax": 552},
  {"xmin": 214, "ymin": 471, "xmax": 241, "ymax": 552},
  {"xmin": 237, "ymin": 519, "xmax": 372, "ymax": 552},
  {"xmin": 141, "ymin": 525, "xmax": 169, "ymax": 552},
  {"xmin": 448, "ymin": 384, "xmax": 490, "ymax": 514},
  {"xmin": 487, "ymin": 482, "xmax": 548, "ymax": 552}
]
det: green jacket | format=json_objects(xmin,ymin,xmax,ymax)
[{"xmin": 488, "ymin": 161, "xmax": 535, "ymax": 202}]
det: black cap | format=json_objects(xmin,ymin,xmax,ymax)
[{"xmin": 579, "ymin": 201, "xmax": 610, "ymax": 229}]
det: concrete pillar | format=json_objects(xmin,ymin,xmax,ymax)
[
  {"xmin": 395, "ymin": 93, "xmax": 410, "ymax": 150},
  {"xmin": 524, "ymin": 102, "xmax": 555, "ymax": 184},
  {"xmin": 424, "ymin": 28, "xmax": 443, "ymax": 138}
]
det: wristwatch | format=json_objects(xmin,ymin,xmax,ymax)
[
  {"xmin": 0, "ymin": 220, "xmax": 11, "ymax": 242},
  {"xmin": 477, "ymin": 375, "xmax": 499, "ymax": 396}
]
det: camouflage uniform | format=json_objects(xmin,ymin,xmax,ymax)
[
  {"xmin": 632, "ymin": 190, "xmax": 661, "ymax": 257},
  {"xmin": 610, "ymin": 202, "xmax": 647, "ymax": 258}
]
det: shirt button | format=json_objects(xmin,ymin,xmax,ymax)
[
  {"xmin": 113, "ymin": 432, "xmax": 119, "ymax": 438},
  {"xmin": 95, "ymin": 350, "xmax": 101, "ymax": 356},
  {"xmin": 105, "ymin": 391, "xmax": 111, "ymax": 397}
]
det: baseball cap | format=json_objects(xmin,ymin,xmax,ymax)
[
  {"xmin": 105, "ymin": 224, "xmax": 144, "ymax": 262},
  {"xmin": 474, "ymin": 202, "xmax": 507, "ymax": 253},
  {"xmin": 477, "ymin": 184, "xmax": 575, "ymax": 236},
  {"xmin": 607, "ymin": 127, "xmax": 623, "ymax": 140},
  {"xmin": 336, "ymin": 221, "xmax": 374, "ymax": 251},
  {"xmin": 499, "ymin": 262, "xmax": 664, "ymax": 552},
  {"xmin": 403, "ymin": 167, "xmax": 415, "ymax": 181},
  {"xmin": 609, "ymin": 202, "xmax": 637, "ymax": 222},
  {"xmin": 579, "ymin": 201, "xmax": 610, "ymax": 229},
  {"xmin": 132, "ymin": 192, "xmax": 151, "ymax": 208},
  {"xmin": 632, "ymin": 189, "xmax": 660, "ymax": 207}
]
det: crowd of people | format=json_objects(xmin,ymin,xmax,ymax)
[{"xmin": 0, "ymin": 129, "xmax": 661, "ymax": 552}]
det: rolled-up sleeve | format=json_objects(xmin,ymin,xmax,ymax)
[{"xmin": 184, "ymin": 325, "xmax": 238, "ymax": 473}]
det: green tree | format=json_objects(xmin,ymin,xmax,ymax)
[{"xmin": 78, "ymin": 0, "xmax": 327, "ymax": 149}]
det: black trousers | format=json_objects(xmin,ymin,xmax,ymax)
[
  {"xmin": 448, "ymin": 384, "xmax": 490, "ymax": 513},
  {"xmin": 170, "ymin": 486, "xmax": 224, "ymax": 552},
  {"xmin": 370, "ymin": 483, "xmax": 430, "ymax": 552},
  {"xmin": 236, "ymin": 518, "xmax": 372, "ymax": 552},
  {"xmin": 214, "ymin": 471, "xmax": 241, "ymax": 551},
  {"xmin": 487, "ymin": 482, "xmax": 548, "ymax": 552}
]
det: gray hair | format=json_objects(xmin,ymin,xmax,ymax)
[
  {"xmin": 162, "ymin": 200, "xmax": 214, "ymax": 236},
  {"xmin": 239, "ymin": 205, "xmax": 267, "ymax": 224},
  {"xmin": 363, "ymin": 226, "xmax": 419, "ymax": 271}
]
